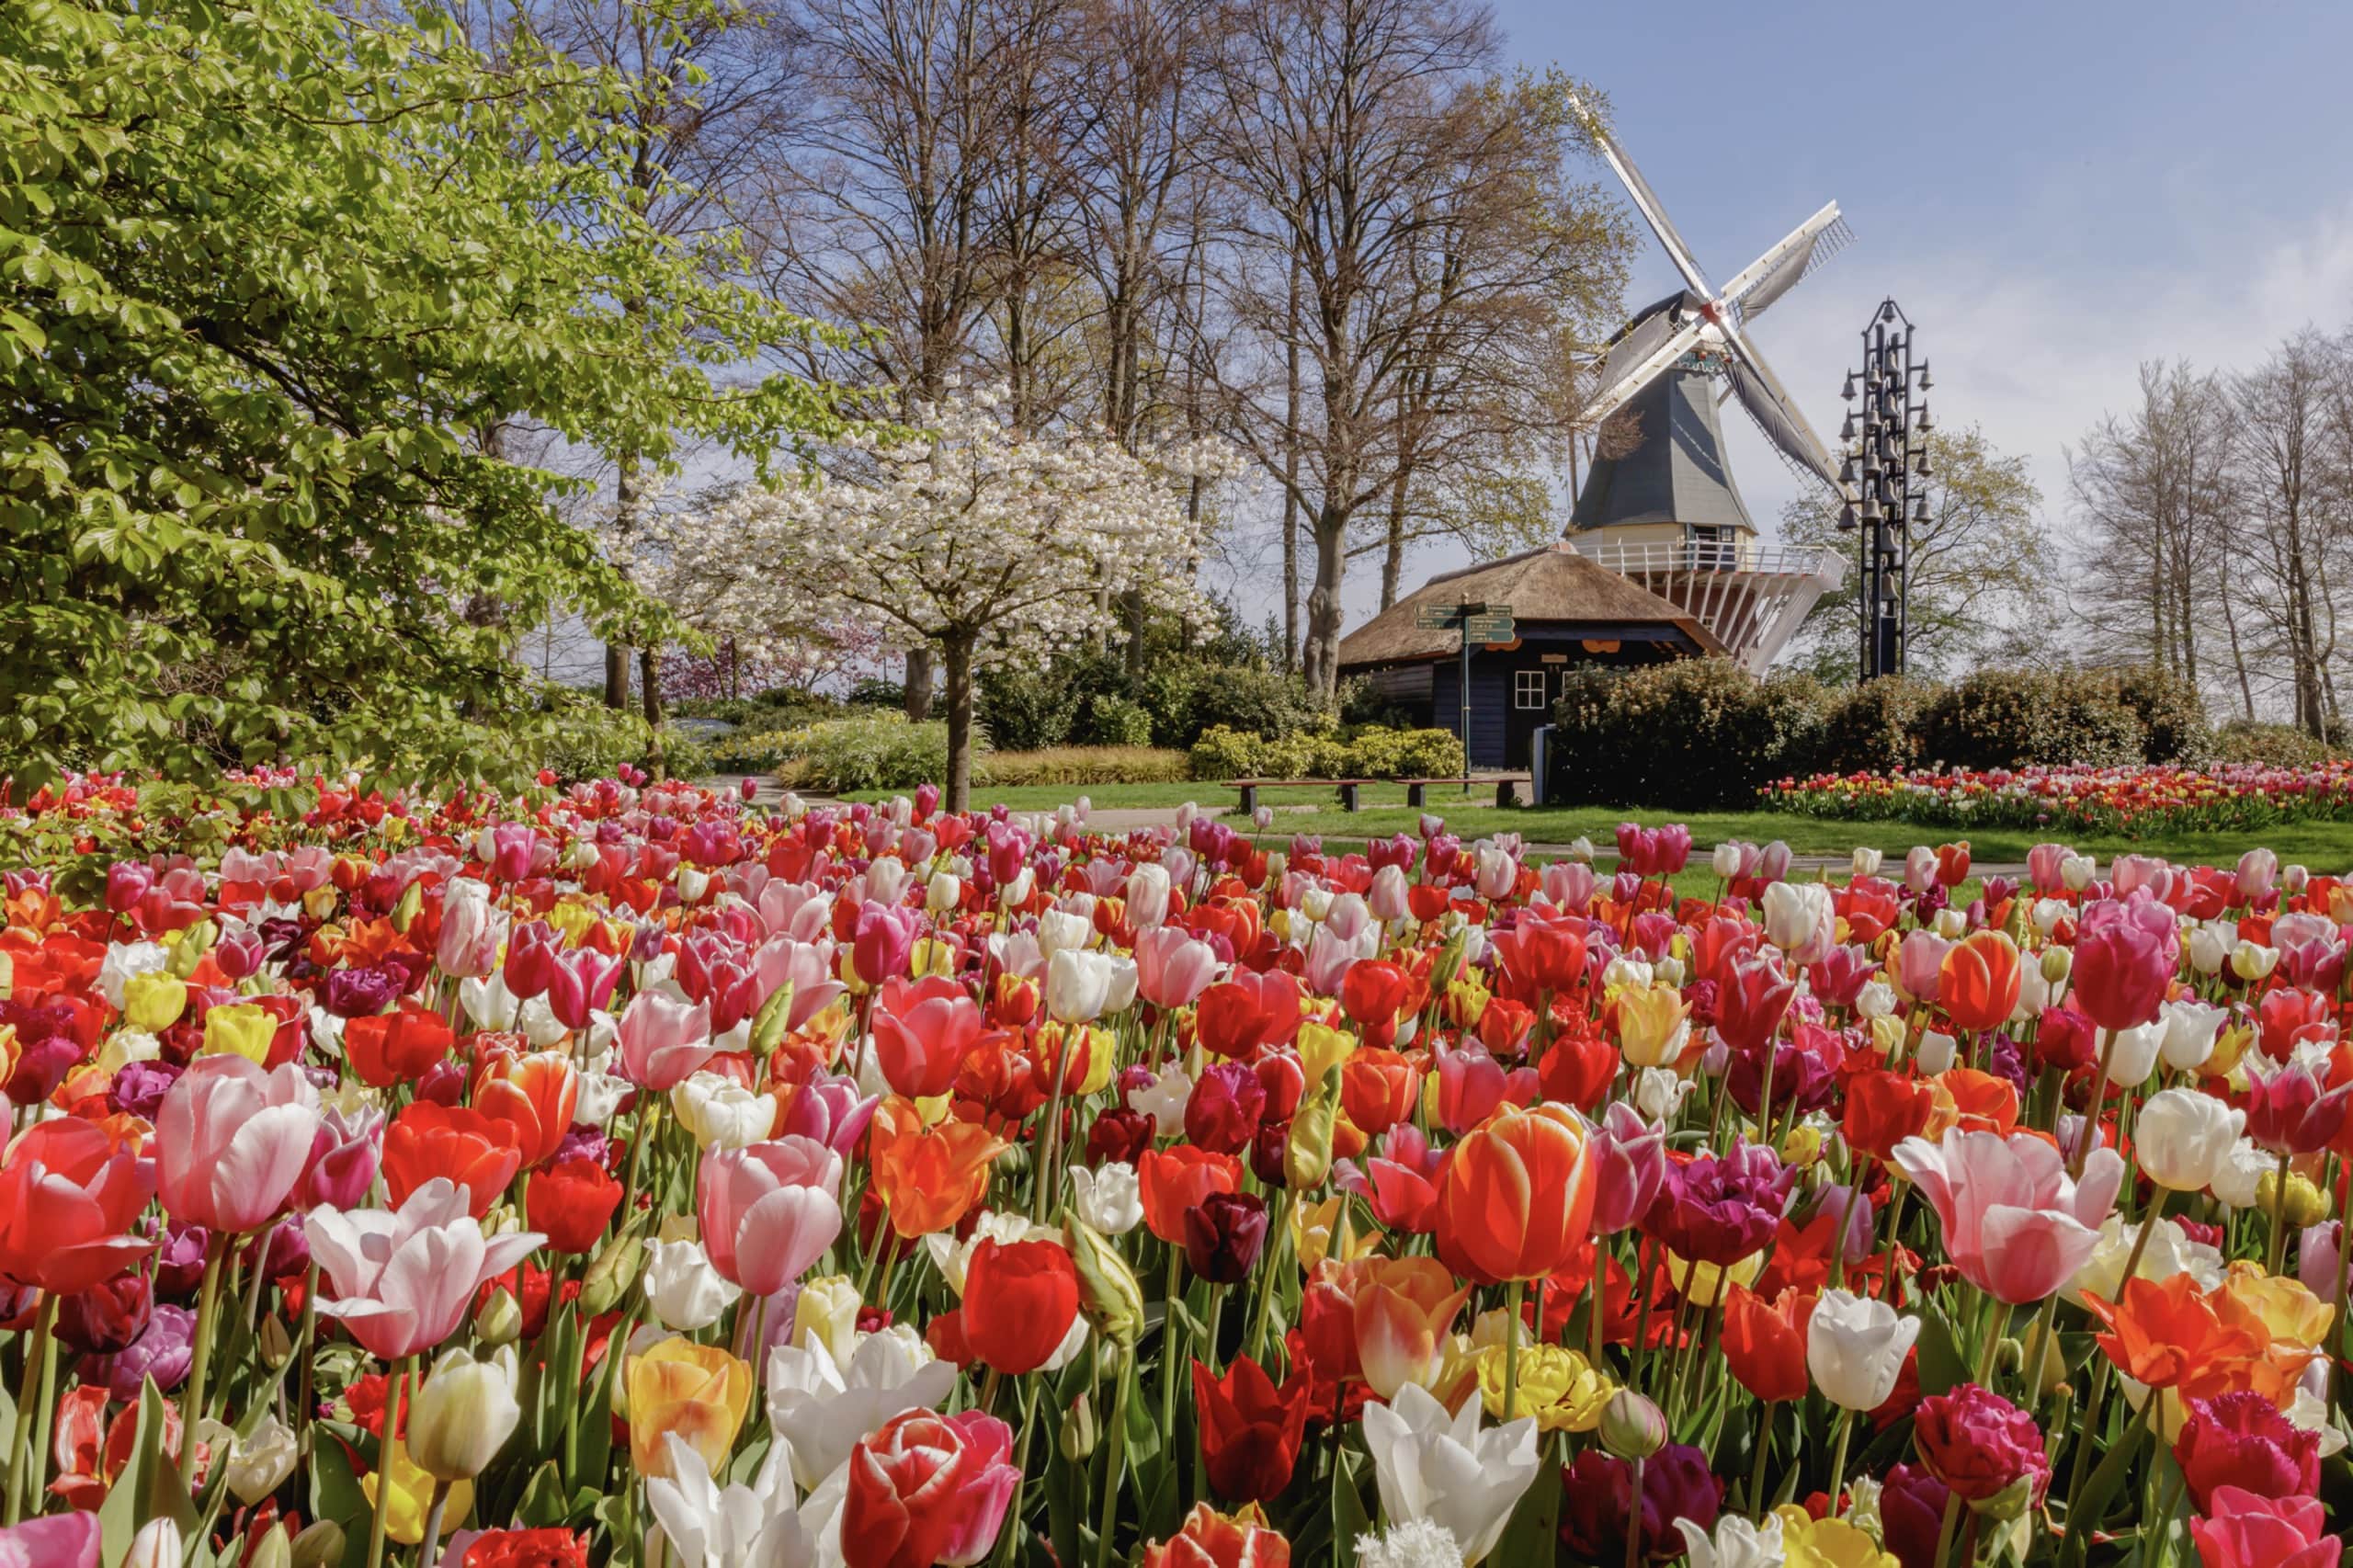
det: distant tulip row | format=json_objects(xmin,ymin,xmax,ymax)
[
  {"xmin": 0, "ymin": 770, "xmax": 2345, "ymax": 1568},
  {"xmin": 1765, "ymin": 760, "xmax": 2353, "ymax": 836}
]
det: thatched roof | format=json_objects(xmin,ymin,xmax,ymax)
[{"xmin": 1337, "ymin": 543, "xmax": 1725, "ymax": 668}]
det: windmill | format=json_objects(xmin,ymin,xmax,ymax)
[{"xmin": 1563, "ymin": 94, "xmax": 1852, "ymax": 672}]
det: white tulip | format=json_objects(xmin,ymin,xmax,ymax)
[
  {"xmin": 200, "ymin": 1413, "xmax": 299, "ymax": 1506},
  {"xmin": 1915, "ymin": 1030, "xmax": 1956, "ymax": 1076},
  {"xmin": 1355, "ymin": 1519, "xmax": 1465, "ymax": 1568},
  {"xmin": 1851, "ymin": 846, "xmax": 1883, "ymax": 879},
  {"xmin": 2211, "ymin": 1136, "xmax": 2279, "ymax": 1210},
  {"xmin": 644, "ymin": 1238, "xmax": 744, "ymax": 1332},
  {"xmin": 925, "ymin": 871, "xmax": 961, "ymax": 914},
  {"xmin": 407, "ymin": 1346, "xmax": 522, "ymax": 1483},
  {"xmin": 672, "ymin": 1073, "xmax": 779, "ymax": 1152},
  {"xmin": 2061, "ymin": 855, "xmax": 2097, "ymax": 892},
  {"xmin": 647, "ymin": 1432, "xmax": 822, "ymax": 1568},
  {"xmin": 1037, "ymin": 908, "xmax": 1093, "ymax": 959},
  {"xmin": 1046, "ymin": 948, "xmax": 1118, "ymax": 1023},
  {"xmin": 766, "ymin": 1330, "xmax": 958, "ymax": 1491},
  {"xmin": 2158, "ymin": 1000, "xmax": 2229, "ymax": 1072},
  {"xmin": 2102, "ymin": 1021, "xmax": 2165, "ymax": 1088},
  {"xmin": 1126, "ymin": 864, "xmax": 1173, "ymax": 930},
  {"xmin": 1676, "ymin": 1513, "xmax": 1784, "ymax": 1568},
  {"xmin": 1633, "ymin": 1067, "xmax": 1696, "ymax": 1122},
  {"xmin": 2135, "ymin": 1087, "xmax": 2244, "ymax": 1192},
  {"xmin": 1069, "ymin": 1162, "xmax": 1144, "ymax": 1235},
  {"xmin": 1128, "ymin": 1063, "xmax": 1193, "ymax": 1138},
  {"xmin": 2188, "ymin": 923, "xmax": 2236, "ymax": 975},
  {"xmin": 1806, "ymin": 1290, "xmax": 1921, "ymax": 1411},
  {"xmin": 1855, "ymin": 982, "xmax": 1898, "ymax": 1021},
  {"xmin": 1360, "ymin": 1383, "xmax": 1541, "ymax": 1565}
]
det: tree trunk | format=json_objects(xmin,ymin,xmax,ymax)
[
  {"xmin": 1280, "ymin": 258, "xmax": 1302, "ymax": 672},
  {"xmin": 1380, "ymin": 463, "xmax": 1410, "ymax": 611},
  {"xmin": 941, "ymin": 634, "xmax": 976, "ymax": 813},
  {"xmin": 639, "ymin": 646, "xmax": 666, "ymax": 777},
  {"xmin": 1301, "ymin": 507, "xmax": 1348, "ymax": 699},
  {"xmin": 606, "ymin": 442, "xmax": 642, "ymax": 710},
  {"xmin": 904, "ymin": 648, "xmax": 935, "ymax": 721}
]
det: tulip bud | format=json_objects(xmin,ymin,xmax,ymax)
[
  {"xmin": 167, "ymin": 919, "xmax": 216, "ymax": 980},
  {"xmin": 579, "ymin": 1232, "xmax": 645, "ymax": 1317},
  {"xmin": 1059, "ymin": 1391, "xmax": 1099, "ymax": 1462},
  {"xmin": 408, "ymin": 1346, "xmax": 523, "ymax": 1482},
  {"xmin": 1063, "ymin": 1218, "xmax": 1144, "ymax": 1348},
  {"xmin": 246, "ymin": 1525, "xmax": 294, "ymax": 1568},
  {"xmin": 1598, "ymin": 1389, "xmax": 1666, "ymax": 1460},
  {"xmin": 291, "ymin": 1520, "xmax": 347, "ymax": 1568},
  {"xmin": 1972, "ymin": 1471, "xmax": 2038, "ymax": 1521},
  {"xmin": 126, "ymin": 1519, "xmax": 182, "ymax": 1568},
  {"xmin": 392, "ymin": 878, "xmax": 423, "ymax": 933},
  {"xmin": 748, "ymin": 981, "xmax": 795, "ymax": 1058},
  {"xmin": 2040, "ymin": 947, "xmax": 2072, "ymax": 985},
  {"xmin": 2018, "ymin": 1319, "xmax": 2069, "ymax": 1401},
  {"xmin": 258, "ymin": 1314, "xmax": 294, "ymax": 1369},
  {"xmin": 474, "ymin": 1286, "xmax": 524, "ymax": 1347},
  {"xmin": 1286, "ymin": 1068, "xmax": 1341, "ymax": 1189}
]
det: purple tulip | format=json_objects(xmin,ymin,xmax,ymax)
[
  {"xmin": 1558, "ymin": 1444, "xmax": 1722, "ymax": 1564},
  {"xmin": 322, "ymin": 963, "xmax": 404, "ymax": 1019},
  {"xmin": 108, "ymin": 1059, "xmax": 184, "ymax": 1121},
  {"xmin": 1182, "ymin": 1190, "xmax": 1268, "ymax": 1284},
  {"xmin": 85, "ymin": 1303, "xmax": 195, "ymax": 1399},
  {"xmin": 1644, "ymin": 1138, "xmax": 1796, "ymax": 1265}
]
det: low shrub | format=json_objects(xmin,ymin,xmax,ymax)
[
  {"xmin": 770, "ymin": 714, "xmax": 958, "ymax": 792},
  {"xmin": 2102, "ymin": 665, "xmax": 2212, "ymax": 763},
  {"xmin": 1817, "ymin": 676, "xmax": 1932, "ymax": 775},
  {"xmin": 1550, "ymin": 659, "xmax": 1825, "ymax": 810},
  {"xmin": 1915, "ymin": 668, "xmax": 2144, "ymax": 770},
  {"xmin": 2211, "ymin": 719, "xmax": 2342, "ymax": 767},
  {"xmin": 1083, "ymin": 694, "xmax": 1155, "ymax": 748},
  {"xmin": 1187, "ymin": 724, "xmax": 1464, "ymax": 781},
  {"xmin": 978, "ymin": 746, "xmax": 1190, "ymax": 786}
]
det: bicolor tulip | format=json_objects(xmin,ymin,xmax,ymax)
[
  {"xmin": 305, "ymin": 1177, "xmax": 544, "ymax": 1360},
  {"xmin": 841, "ymin": 1408, "xmax": 1019, "ymax": 1568},
  {"xmin": 1893, "ymin": 1127, "xmax": 2123, "ymax": 1302},
  {"xmin": 629, "ymin": 1336, "xmax": 755, "ymax": 1481},
  {"xmin": 1434, "ymin": 1104, "xmax": 1595, "ymax": 1285},
  {"xmin": 696, "ymin": 1137, "xmax": 844, "ymax": 1296},
  {"xmin": 155, "ymin": 1055, "xmax": 320, "ymax": 1234}
]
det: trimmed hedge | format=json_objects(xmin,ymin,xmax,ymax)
[
  {"xmin": 1187, "ymin": 725, "xmax": 1466, "ymax": 781},
  {"xmin": 2211, "ymin": 720, "xmax": 2345, "ymax": 767},
  {"xmin": 1549, "ymin": 659, "xmax": 2219, "ymax": 809}
]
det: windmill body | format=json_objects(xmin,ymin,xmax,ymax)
[{"xmin": 1563, "ymin": 104, "xmax": 1850, "ymax": 672}]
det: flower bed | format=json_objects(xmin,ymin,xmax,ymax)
[
  {"xmin": 0, "ymin": 774, "xmax": 2343, "ymax": 1567},
  {"xmin": 1765, "ymin": 759, "xmax": 2353, "ymax": 837}
]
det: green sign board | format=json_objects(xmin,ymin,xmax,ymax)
[
  {"xmin": 1415, "ymin": 601, "xmax": 1483, "ymax": 630},
  {"xmin": 1463, "ymin": 613, "xmax": 1516, "ymax": 642}
]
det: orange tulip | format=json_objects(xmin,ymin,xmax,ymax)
[
  {"xmin": 1434, "ymin": 1103, "xmax": 1595, "ymax": 1285},
  {"xmin": 869, "ymin": 1096, "xmax": 1006, "ymax": 1238},
  {"xmin": 2083, "ymin": 1274, "xmax": 2269, "ymax": 1391},
  {"xmin": 1138, "ymin": 1147, "xmax": 1245, "ymax": 1245},
  {"xmin": 626, "ymin": 1335, "xmax": 753, "ymax": 1478},
  {"xmin": 1927, "ymin": 1068, "xmax": 2021, "ymax": 1138},
  {"xmin": 1938, "ymin": 930, "xmax": 2022, "ymax": 1034},
  {"xmin": 472, "ymin": 1049, "xmax": 580, "ymax": 1170},
  {"xmin": 1338, "ymin": 1050, "xmax": 1420, "ymax": 1136},
  {"xmin": 1350, "ymin": 1256, "xmax": 1471, "ymax": 1398}
]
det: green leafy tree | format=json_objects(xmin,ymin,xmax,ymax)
[
  {"xmin": 0, "ymin": 0, "xmax": 850, "ymax": 789},
  {"xmin": 1778, "ymin": 425, "xmax": 2057, "ymax": 684}
]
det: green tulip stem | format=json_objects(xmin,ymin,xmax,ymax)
[
  {"xmin": 1824, "ymin": 1406, "xmax": 1855, "ymax": 1511},
  {"xmin": 366, "ymin": 1353, "xmax": 416, "ymax": 1568},
  {"xmin": 1746, "ymin": 1402, "xmax": 1773, "ymax": 1517},
  {"xmin": 3, "ymin": 1292, "xmax": 57, "ymax": 1525},
  {"xmin": 2266, "ymin": 1147, "xmax": 2294, "ymax": 1276},
  {"xmin": 1093, "ymin": 1349, "xmax": 1134, "ymax": 1568},
  {"xmin": 1620, "ymin": 1454, "xmax": 1644, "ymax": 1568},
  {"xmin": 1502, "ymin": 1280, "xmax": 1524, "ymax": 1422},
  {"xmin": 1928, "ymin": 1489, "xmax": 1963, "ymax": 1568},
  {"xmin": 2073, "ymin": 1031, "xmax": 2118, "ymax": 1179},
  {"xmin": 178, "ymin": 1231, "xmax": 230, "ymax": 1483}
]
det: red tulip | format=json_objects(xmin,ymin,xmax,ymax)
[
  {"xmin": 842, "ymin": 1409, "xmax": 1020, "ymax": 1568},
  {"xmin": 870, "ymin": 982, "xmax": 986, "ymax": 1100},
  {"xmin": 527, "ymin": 1157, "xmax": 623, "ymax": 1255},
  {"xmin": 1195, "ymin": 971, "xmax": 1302, "ymax": 1060},
  {"xmin": 383, "ymin": 1101, "xmax": 522, "ymax": 1218},
  {"xmin": 1192, "ymin": 1355, "xmax": 1311, "ymax": 1503},
  {"xmin": 0, "ymin": 1120, "xmax": 153, "ymax": 1295},
  {"xmin": 1722, "ymin": 1285, "xmax": 1813, "ymax": 1403},
  {"xmin": 961, "ymin": 1238, "xmax": 1081, "ymax": 1374},
  {"xmin": 1139, "ymin": 1147, "xmax": 1243, "ymax": 1245},
  {"xmin": 343, "ymin": 1004, "xmax": 455, "ymax": 1087},
  {"xmin": 1712, "ymin": 960, "xmax": 1796, "ymax": 1053},
  {"xmin": 1492, "ymin": 916, "xmax": 1588, "ymax": 996}
]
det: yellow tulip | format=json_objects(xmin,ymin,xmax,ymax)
[
  {"xmin": 1473, "ymin": 1343, "xmax": 1616, "ymax": 1431},
  {"xmin": 1662, "ymin": 1248, "xmax": 1763, "ymax": 1307},
  {"xmin": 1615, "ymin": 984, "xmax": 1690, "ymax": 1068},
  {"xmin": 626, "ymin": 1337, "xmax": 752, "ymax": 1479},
  {"xmin": 1778, "ymin": 1510, "xmax": 1897, "ymax": 1568},
  {"xmin": 121, "ymin": 971, "xmax": 188, "ymax": 1033},
  {"xmin": 1297, "ymin": 1021, "xmax": 1357, "ymax": 1085},
  {"xmin": 359, "ymin": 1437, "xmax": 472, "ymax": 1546},
  {"xmin": 792, "ymin": 1276, "xmax": 862, "ymax": 1364},
  {"xmin": 2222, "ymin": 1266, "xmax": 2336, "ymax": 1350},
  {"xmin": 200, "ymin": 1002, "xmax": 277, "ymax": 1063}
]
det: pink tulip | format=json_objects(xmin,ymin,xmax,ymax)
[
  {"xmin": 304, "ymin": 1177, "xmax": 544, "ymax": 1360},
  {"xmin": 1134, "ymin": 926, "xmax": 1222, "ymax": 1011},
  {"xmin": 870, "ymin": 984, "xmax": 985, "ymax": 1099},
  {"xmin": 2073, "ymin": 901, "xmax": 2177, "ymax": 1032},
  {"xmin": 2027, "ymin": 842, "xmax": 2071, "ymax": 895},
  {"xmin": 0, "ymin": 1512, "xmax": 101, "ymax": 1567},
  {"xmin": 616, "ymin": 991, "xmax": 717, "ymax": 1090},
  {"xmin": 1893, "ymin": 1129, "xmax": 2123, "ymax": 1303},
  {"xmin": 853, "ymin": 903, "xmax": 921, "ymax": 986},
  {"xmin": 1588, "ymin": 1102, "xmax": 1668, "ymax": 1235},
  {"xmin": 1893, "ymin": 930, "xmax": 1951, "ymax": 1005},
  {"xmin": 753, "ymin": 935, "xmax": 847, "ymax": 1029},
  {"xmin": 1540, "ymin": 860, "xmax": 1597, "ymax": 913},
  {"xmin": 546, "ymin": 946, "xmax": 627, "ymax": 1031},
  {"xmin": 697, "ymin": 1138, "xmax": 845, "ymax": 1296},
  {"xmin": 298, "ymin": 1104, "xmax": 384, "ymax": 1210},
  {"xmin": 778, "ymin": 1072, "xmax": 881, "ymax": 1158},
  {"xmin": 436, "ymin": 892, "xmax": 502, "ymax": 980},
  {"xmin": 156, "ymin": 1057, "xmax": 321, "ymax": 1234},
  {"xmin": 1433, "ymin": 1043, "xmax": 1506, "ymax": 1136}
]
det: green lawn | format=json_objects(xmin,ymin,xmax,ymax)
[{"xmin": 834, "ymin": 781, "xmax": 2353, "ymax": 869}]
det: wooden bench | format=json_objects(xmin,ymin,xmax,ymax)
[
  {"xmin": 1227, "ymin": 778, "xmax": 1372, "ymax": 814},
  {"xmin": 1400, "ymin": 774, "xmax": 1531, "ymax": 810}
]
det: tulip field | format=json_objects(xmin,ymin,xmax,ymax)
[{"xmin": 1, "ymin": 771, "xmax": 2349, "ymax": 1568}]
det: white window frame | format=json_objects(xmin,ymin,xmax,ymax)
[{"xmin": 1513, "ymin": 669, "xmax": 1548, "ymax": 710}]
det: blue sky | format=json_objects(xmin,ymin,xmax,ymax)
[{"xmin": 1227, "ymin": 0, "xmax": 2353, "ymax": 629}]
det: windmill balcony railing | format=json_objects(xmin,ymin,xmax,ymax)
[{"xmin": 1573, "ymin": 540, "xmax": 1847, "ymax": 582}]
